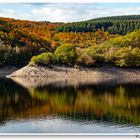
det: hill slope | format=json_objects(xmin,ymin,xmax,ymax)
[
  {"xmin": 56, "ymin": 15, "xmax": 140, "ymax": 35},
  {"xmin": 0, "ymin": 15, "xmax": 140, "ymax": 67},
  {"xmin": 0, "ymin": 17, "xmax": 59, "ymax": 66}
]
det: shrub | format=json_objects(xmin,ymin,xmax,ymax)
[
  {"xmin": 51, "ymin": 41, "xmax": 60, "ymax": 51},
  {"xmin": 76, "ymin": 48, "xmax": 96, "ymax": 66},
  {"xmin": 114, "ymin": 47, "xmax": 131, "ymax": 67},
  {"xmin": 131, "ymin": 47, "xmax": 140, "ymax": 66},
  {"xmin": 104, "ymin": 47, "xmax": 117, "ymax": 63},
  {"xmin": 114, "ymin": 47, "xmax": 140, "ymax": 67},
  {"xmin": 30, "ymin": 52, "xmax": 53, "ymax": 66},
  {"xmin": 54, "ymin": 44, "xmax": 76, "ymax": 65},
  {"xmin": 103, "ymin": 30, "xmax": 140, "ymax": 49},
  {"xmin": 86, "ymin": 46, "xmax": 104, "ymax": 62}
]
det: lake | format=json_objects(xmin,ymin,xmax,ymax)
[{"xmin": 0, "ymin": 78, "xmax": 140, "ymax": 134}]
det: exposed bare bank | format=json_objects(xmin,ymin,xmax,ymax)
[{"xmin": 7, "ymin": 65, "xmax": 140, "ymax": 88}]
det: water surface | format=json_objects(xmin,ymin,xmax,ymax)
[{"xmin": 0, "ymin": 78, "xmax": 139, "ymax": 134}]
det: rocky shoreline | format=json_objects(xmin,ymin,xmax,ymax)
[
  {"xmin": 6, "ymin": 65, "xmax": 140, "ymax": 88},
  {"xmin": 8, "ymin": 65, "xmax": 140, "ymax": 78}
]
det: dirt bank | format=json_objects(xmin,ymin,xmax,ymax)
[{"xmin": 7, "ymin": 65, "xmax": 140, "ymax": 88}]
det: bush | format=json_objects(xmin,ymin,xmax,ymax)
[
  {"xmin": 131, "ymin": 47, "xmax": 140, "ymax": 66},
  {"xmin": 103, "ymin": 30, "xmax": 140, "ymax": 49},
  {"xmin": 30, "ymin": 52, "xmax": 53, "ymax": 66},
  {"xmin": 114, "ymin": 47, "xmax": 140, "ymax": 67},
  {"xmin": 76, "ymin": 48, "xmax": 96, "ymax": 66},
  {"xmin": 104, "ymin": 47, "xmax": 117, "ymax": 63},
  {"xmin": 86, "ymin": 46, "xmax": 104, "ymax": 62},
  {"xmin": 54, "ymin": 44, "xmax": 76, "ymax": 65}
]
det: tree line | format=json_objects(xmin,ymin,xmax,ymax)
[
  {"xmin": 0, "ymin": 16, "xmax": 140, "ymax": 67},
  {"xmin": 55, "ymin": 15, "xmax": 140, "ymax": 35}
]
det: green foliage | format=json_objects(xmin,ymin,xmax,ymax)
[
  {"xmin": 54, "ymin": 44, "xmax": 77, "ymax": 65},
  {"xmin": 76, "ymin": 48, "xmax": 96, "ymax": 66},
  {"xmin": 104, "ymin": 30, "xmax": 140, "ymax": 48},
  {"xmin": 29, "ymin": 29, "xmax": 140, "ymax": 67},
  {"xmin": 87, "ymin": 46, "xmax": 105, "ymax": 62},
  {"xmin": 55, "ymin": 15, "xmax": 140, "ymax": 35},
  {"xmin": 0, "ymin": 16, "xmax": 140, "ymax": 68},
  {"xmin": 30, "ymin": 52, "xmax": 54, "ymax": 66},
  {"xmin": 30, "ymin": 44, "xmax": 77, "ymax": 66},
  {"xmin": 101, "ymin": 30, "xmax": 140, "ymax": 67},
  {"xmin": 114, "ymin": 47, "xmax": 140, "ymax": 67}
]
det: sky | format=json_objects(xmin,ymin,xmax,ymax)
[{"xmin": 0, "ymin": 3, "xmax": 140, "ymax": 22}]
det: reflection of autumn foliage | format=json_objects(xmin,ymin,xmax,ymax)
[
  {"xmin": 27, "ymin": 85, "xmax": 140, "ymax": 124},
  {"xmin": 0, "ymin": 78, "xmax": 140, "ymax": 125}
]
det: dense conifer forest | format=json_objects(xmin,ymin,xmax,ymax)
[{"xmin": 56, "ymin": 15, "xmax": 140, "ymax": 35}]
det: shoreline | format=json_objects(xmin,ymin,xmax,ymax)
[
  {"xmin": 6, "ymin": 65, "xmax": 140, "ymax": 88},
  {"xmin": 0, "ymin": 66, "xmax": 18, "ymax": 78},
  {"xmin": 8, "ymin": 65, "xmax": 140, "ymax": 78}
]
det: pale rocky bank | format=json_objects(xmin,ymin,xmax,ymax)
[{"xmin": 7, "ymin": 65, "xmax": 140, "ymax": 88}]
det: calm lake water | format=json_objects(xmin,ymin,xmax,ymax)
[{"xmin": 0, "ymin": 78, "xmax": 140, "ymax": 134}]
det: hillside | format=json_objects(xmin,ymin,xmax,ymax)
[
  {"xmin": 0, "ymin": 17, "xmax": 61, "ymax": 66},
  {"xmin": 0, "ymin": 17, "xmax": 111, "ymax": 66},
  {"xmin": 0, "ymin": 15, "xmax": 140, "ymax": 67},
  {"xmin": 56, "ymin": 15, "xmax": 140, "ymax": 35},
  {"xmin": 29, "ymin": 30, "xmax": 140, "ymax": 68}
]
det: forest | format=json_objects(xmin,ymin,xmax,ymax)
[
  {"xmin": 55, "ymin": 15, "xmax": 140, "ymax": 34},
  {"xmin": 0, "ymin": 15, "xmax": 140, "ymax": 67}
]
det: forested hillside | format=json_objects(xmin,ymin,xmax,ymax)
[
  {"xmin": 30, "ymin": 30, "xmax": 140, "ymax": 67},
  {"xmin": 0, "ymin": 17, "xmax": 59, "ymax": 66},
  {"xmin": 0, "ymin": 15, "xmax": 140, "ymax": 67},
  {"xmin": 0, "ymin": 17, "xmax": 113, "ymax": 66},
  {"xmin": 56, "ymin": 15, "xmax": 140, "ymax": 35}
]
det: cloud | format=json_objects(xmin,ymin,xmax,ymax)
[
  {"xmin": 0, "ymin": 8, "xmax": 31, "ymax": 20},
  {"xmin": 0, "ymin": 4, "xmax": 140, "ymax": 22}
]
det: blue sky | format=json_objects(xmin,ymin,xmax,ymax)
[{"xmin": 0, "ymin": 3, "xmax": 140, "ymax": 22}]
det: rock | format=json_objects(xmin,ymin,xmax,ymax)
[{"xmin": 8, "ymin": 65, "xmax": 140, "ymax": 77}]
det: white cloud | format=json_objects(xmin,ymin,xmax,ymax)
[
  {"xmin": 0, "ymin": 8, "xmax": 31, "ymax": 20},
  {"xmin": 0, "ymin": 4, "xmax": 140, "ymax": 22}
]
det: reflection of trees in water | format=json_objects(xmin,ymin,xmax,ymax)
[
  {"xmin": 0, "ymin": 78, "xmax": 46, "ymax": 124},
  {"xmin": 31, "ymin": 84, "xmax": 140, "ymax": 125},
  {"xmin": 0, "ymin": 78, "xmax": 140, "ymax": 125}
]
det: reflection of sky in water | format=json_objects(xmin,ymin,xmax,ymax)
[{"xmin": 0, "ymin": 117, "xmax": 140, "ymax": 133}]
